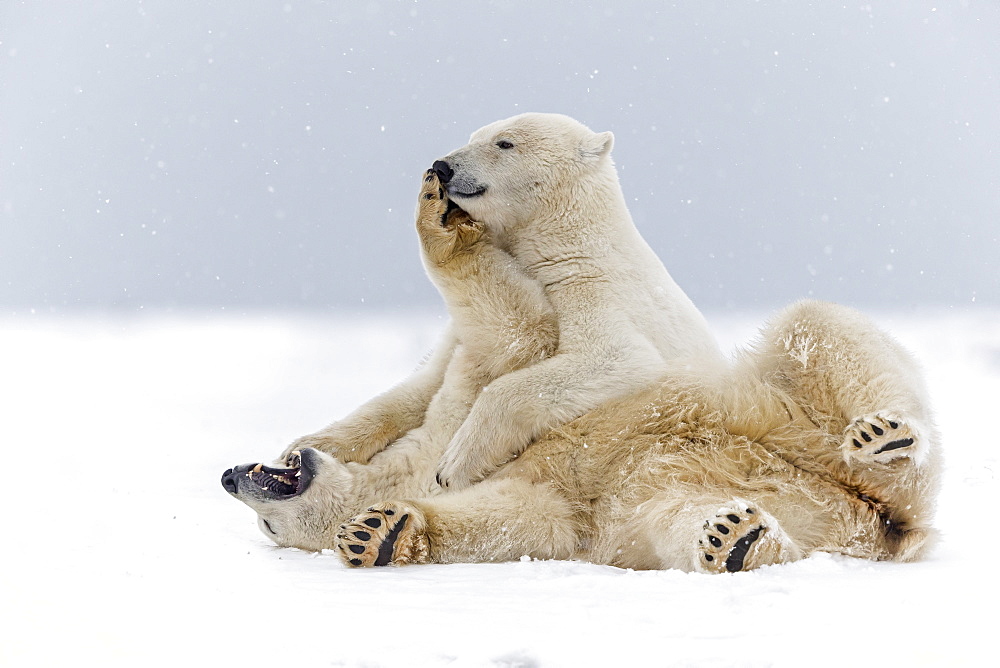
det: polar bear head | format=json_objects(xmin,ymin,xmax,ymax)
[
  {"xmin": 432, "ymin": 113, "xmax": 615, "ymax": 232},
  {"xmin": 221, "ymin": 448, "xmax": 354, "ymax": 551}
]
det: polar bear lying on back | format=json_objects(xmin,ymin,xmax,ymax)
[
  {"xmin": 223, "ymin": 170, "xmax": 941, "ymax": 573},
  {"xmin": 278, "ymin": 113, "xmax": 722, "ymax": 489}
]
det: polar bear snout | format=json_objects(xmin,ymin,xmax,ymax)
[
  {"xmin": 220, "ymin": 450, "xmax": 316, "ymax": 501},
  {"xmin": 432, "ymin": 160, "xmax": 454, "ymax": 184},
  {"xmin": 433, "ymin": 159, "xmax": 487, "ymax": 199}
]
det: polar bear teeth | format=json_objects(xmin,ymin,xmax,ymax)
[{"xmin": 247, "ymin": 464, "xmax": 301, "ymax": 496}]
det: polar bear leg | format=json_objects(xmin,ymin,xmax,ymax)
[
  {"xmin": 753, "ymin": 300, "xmax": 937, "ymax": 466},
  {"xmin": 336, "ymin": 478, "xmax": 578, "ymax": 567},
  {"xmin": 750, "ymin": 301, "xmax": 940, "ymax": 558},
  {"xmin": 841, "ymin": 411, "xmax": 921, "ymax": 465},
  {"xmin": 336, "ymin": 501, "xmax": 432, "ymax": 567},
  {"xmin": 641, "ymin": 491, "xmax": 804, "ymax": 573},
  {"xmin": 417, "ymin": 170, "xmax": 557, "ymax": 386},
  {"xmin": 438, "ymin": 344, "xmax": 665, "ymax": 488},
  {"xmin": 694, "ymin": 502, "xmax": 799, "ymax": 573}
]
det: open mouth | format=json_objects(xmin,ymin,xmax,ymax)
[
  {"xmin": 249, "ymin": 462, "xmax": 301, "ymax": 496},
  {"xmin": 221, "ymin": 450, "xmax": 315, "ymax": 499}
]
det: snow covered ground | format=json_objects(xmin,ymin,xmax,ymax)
[{"xmin": 1, "ymin": 308, "xmax": 996, "ymax": 667}]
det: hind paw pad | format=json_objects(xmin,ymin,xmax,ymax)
[
  {"xmin": 698, "ymin": 503, "xmax": 797, "ymax": 573},
  {"xmin": 842, "ymin": 412, "xmax": 919, "ymax": 464},
  {"xmin": 699, "ymin": 506, "xmax": 766, "ymax": 573},
  {"xmin": 336, "ymin": 502, "xmax": 429, "ymax": 567}
]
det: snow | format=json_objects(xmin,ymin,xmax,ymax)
[{"xmin": 1, "ymin": 309, "xmax": 996, "ymax": 667}]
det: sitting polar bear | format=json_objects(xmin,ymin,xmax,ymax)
[
  {"xmin": 277, "ymin": 113, "xmax": 723, "ymax": 490},
  {"xmin": 222, "ymin": 171, "xmax": 941, "ymax": 573}
]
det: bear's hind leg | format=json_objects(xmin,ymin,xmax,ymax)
[
  {"xmin": 639, "ymin": 492, "xmax": 805, "ymax": 573},
  {"xmin": 751, "ymin": 301, "xmax": 934, "ymax": 434},
  {"xmin": 748, "ymin": 300, "xmax": 941, "ymax": 560},
  {"xmin": 695, "ymin": 500, "xmax": 801, "ymax": 573},
  {"xmin": 336, "ymin": 502, "xmax": 431, "ymax": 567},
  {"xmin": 841, "ymin": 411, "xmax": 921, "ymax": 465},
  {"xmin": 749, "ymin": 301, "xmax": 939, "ymax": 476}
]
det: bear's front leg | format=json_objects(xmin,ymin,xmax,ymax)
[
  {"xmin": 436, "ymin": 344, "xmax": 664, "ymax": 489},
  {"xmin": 417, "ymin": 170, "xmax": 486, "ymax": 270}
]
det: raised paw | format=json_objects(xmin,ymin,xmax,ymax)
[
  {"xmin": 698, "ymin": 502, "xmax": 799, "ymax": 573},
  {"xmin": 417, "ymin": 170, "xmax": 483, "ymax": 265},
  {"xmin": 418, "ymin": 169, "xmax": 450, "ymax": 225},
  {"xmin": 336, "ymin": 502, "xmax": 430, "ymax": 567},
  {"xmin": 841, "ymin": 412, "xmax": 920, "ymax": 465}
]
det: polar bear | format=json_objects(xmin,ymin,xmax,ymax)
[
  {"xmin": 324, "ymin": 299, "xmax": 941, "ymax": 572},
  {"xmin": 223, "ymin": 180, "xmax": 941, "ymax": 572},
  {"xmin": 277, "ymin": 113, "xmax": 723, "ymax": 489}
]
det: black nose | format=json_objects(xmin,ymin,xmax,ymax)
[
  {"xmin": 432, "ymin": 160, "xmax": 454, "ymax": 184},
  {"xmin": 221, "ymin": 467, "xmax": 240, "ymax": 494}
]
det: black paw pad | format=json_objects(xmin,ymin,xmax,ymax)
[
  {"xmin": 873, "ymin": 438, "xmax": 914, "ymax": 455},
  {"xmin": 364, "ymin": 517, "xmax": 382, "ymax": 529},
  {"xmin": 353, "ymin": 531, "xmax": 371, "ymax": 541},
  {"xmin": 348, "ymin": 544, "xmax": 365, "ymax": 554},
  {"xmin": 373, "ymin": 514, "xmax": 409, "ymax": 567},
  {"xmin": 725, "ymin": 526, "xmax": 764, "ymax": 573}
]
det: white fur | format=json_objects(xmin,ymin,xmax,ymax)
[
  {"xmin": 226, "ymin": 116, "xmax": 940, "ymax": 572},
  {"xmin": 231, "ymin": 301, "xmax": 941, "ymax": 571},
  {"xmin": 230, "ymin": 266, "xmax": 941, "ymax": 570},
  {"xmin": 434, "ymin": 113, "xmax": 722, "ymax": 487},
  {"xmin": 381, "ymin": 299, "xmax": 941, "ymax": 572},
  {"xmin": 280, "ymin": 113, "xmax": 721, "ymax": 490}
]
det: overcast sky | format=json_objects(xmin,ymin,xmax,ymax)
[{"xmin": 2, "ymin": 1, "xmax": 997, "ymax": 315}]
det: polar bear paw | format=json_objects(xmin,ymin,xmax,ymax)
[
  {"xmin": 698, "ymin": 502, "xmax": 799, "ymax": 573},
  {"xmin": 417, "ymin": 170, "xmax": 484, "ymax": 265},
  {"xmin": 336, "ymin": 502, "xmax": 430, "ymax": 567},
  {"xmin": 841, "ymin": 412, "xmax": 921, "ymax": 465}
]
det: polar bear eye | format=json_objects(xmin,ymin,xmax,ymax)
[{"xmin": 496, "ymin": 140, "xmax": 515, "ymax": 150}]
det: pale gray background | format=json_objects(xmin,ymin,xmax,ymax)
[{"xmin": 2, "ymin": 0, "xmax": 997, "ymax": 314}]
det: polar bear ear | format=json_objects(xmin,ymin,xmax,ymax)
[{"xmin": 580, "ymin": 131, "xmax": 614, "ymax": 162}]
